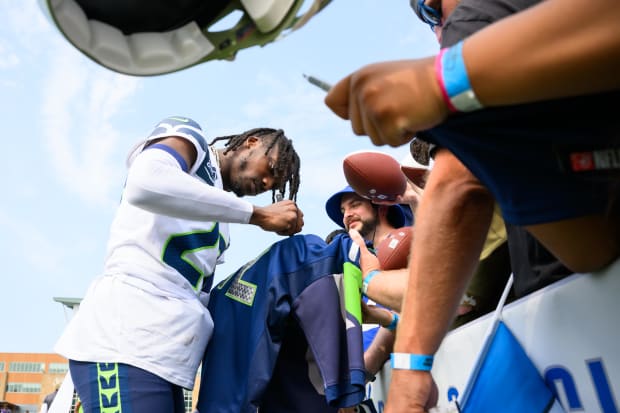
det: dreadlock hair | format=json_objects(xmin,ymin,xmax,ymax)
[{"xmin": 210, "ymin": 128, "xmax": 301, "ymax": 202}]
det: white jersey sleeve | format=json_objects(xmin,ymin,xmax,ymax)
[{"xmin": 125, "ymin": 148, "xmax": 253, "ymax": 224}]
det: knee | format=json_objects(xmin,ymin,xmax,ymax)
[
  {"xmin": 526, "ymin": 217, "xmax": 620, "ymax": 273},
  {"xmin": 561, "ymin": 249, "xmax": 619, "ymax": 274}
]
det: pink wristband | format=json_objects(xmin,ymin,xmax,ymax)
[
  {"xmin": 435, "ymin": 41, "xmax": 483, "ymax": 113},
  {"xmin": 435, "ymin": 48, "xmax": 457, "ymax": 113}
]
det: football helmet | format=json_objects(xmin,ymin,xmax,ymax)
[{"xmin": 40, "ymin": 0, "xmax": 332, "ymax": 76}]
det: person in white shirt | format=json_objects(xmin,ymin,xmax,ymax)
[{"xmin": 54, "ymin": 116, "xmax": 304, "ymax": 413}]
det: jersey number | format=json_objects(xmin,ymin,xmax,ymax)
[{"xmin": 162, "ymin": 224, "xmax": 227, "ymax": 292}]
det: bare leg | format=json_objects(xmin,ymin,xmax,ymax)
[{"xmin": 526, "ymin": 214, "xmax": 619, "ymax": 273}]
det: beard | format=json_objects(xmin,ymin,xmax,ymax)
[{"xmin": 348, "ymin": 215, "xmax": 378, "ymax": 240}]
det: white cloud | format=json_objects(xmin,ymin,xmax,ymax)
[
  {"xmin": 2, "ymin": 0, "xmax": 55, "ymax": 55},
  {"xmin": 2, "ymin": 1, "xmax": 142, "ymax": 208},
  {"xmin": 40, "ymin": 44, "xmax": 141, "ymax": 207},
  {"xmin": 0, "ymin": 0, "xmax": 142, "ymax": 210},
  {"xmin": 0, "ymin": 41, "xmax": 19, "ymax": 68},
  {"xmin": 0, "ymin": 209, "xmax": 67, "ymax": 275}
]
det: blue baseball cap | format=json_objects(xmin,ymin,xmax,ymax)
[{"xmin": 325, "ymin": 185, "xmax": 409, "ymax": 229}]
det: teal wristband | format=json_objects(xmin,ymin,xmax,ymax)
[
  {"xmin": 436, "ymin": 40, "xmax": 483, "ymax": 112},
  {"xmin": 385, "ymin": 313, "xmax": 399, "ymax": 331},
  {"xmin": 391, "ymin": 353, "xmax": 434, "ymax": 371},
  {"xmin": 362, "ymin": 269, "xmax": 380, "ymax": 295}
]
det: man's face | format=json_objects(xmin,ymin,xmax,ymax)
[
  {"xmin": 340, "ymin": 193, "xmax": 378, "ymax": 239},
  {"xmin": 227, "ymin": 137, "xmax": 280, "ymax": 197}
]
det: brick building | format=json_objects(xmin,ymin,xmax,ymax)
[
  {"xmin": 2, "ymin": 298, "xmax": 201, "ymax": 412},
  {"xmin": 0, "ymin": 352, "xmax": 67, "ymax": 413},
  {"xmin": 0, "ymin": 352, "xmax": 201, "ymax": 413}
]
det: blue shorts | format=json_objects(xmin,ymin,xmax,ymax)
[
  {"xmin": 418, "ymin": 91, "xmax": 620, "ymax": 225},
  {"xmin": 69, "ymin": 360, "xmax": 186, "ymax": 413}
]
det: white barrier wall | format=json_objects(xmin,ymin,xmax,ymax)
[{"xmin": 368, "ymin": 258, "xmax": 620, "ymax": 412}]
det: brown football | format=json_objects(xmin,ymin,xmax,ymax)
[
  {"xmin": 343, "ymin": 151, "xmax": 407, "ymax": 202},
  {"xmin": 401, "ymin": 165, "xmax": 428, "ymax": 188},
  {"xmin": 376, "ymin": 226, "xmax": 413, "ymax": 270}
]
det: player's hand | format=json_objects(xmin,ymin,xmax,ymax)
[
  {"xmin": 250, "ymin": 200, "xmax": 304, "ymax": 236},
  {"xmin": 324, "ymin": 58, "xmax": 449, "ymax": 147},
  {"xmin": 385, "ymin": 370, "xmax": 439, "ymax": 413},
  {"xmin": 348, "ymin": 228, "xmax": 381, "ymax": 278}
]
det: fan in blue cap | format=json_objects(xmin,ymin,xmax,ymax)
[{"xmin": 325, "ymin": 185, "xmax": 413, "ymax": 231}]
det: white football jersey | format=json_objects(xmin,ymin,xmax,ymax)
[
  {"xmin": 105, "ymin": 116, "xmax": 230, "ymax": 295},
  {"xmin": 55, "ymin": 117, "xmax": 248, "ymax": 389}
]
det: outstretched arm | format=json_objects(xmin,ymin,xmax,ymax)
[
  {"xmin": 364, "ymin": 326, "xmax": 396, "ymax": 377},
  {"xmin": 325, "ymin": 0, "xmax": 620, "ymax": 146},
  {"xmin": 467, "ymin": 0, "xmax": 620, "ymax": 106},
  {"xmin": 126, "ymin": 137, "xmax": 303, "ymax": 235},
  {"xmin": 349, "ymin": 229, "xmax": 409, "ymax": 311},
  {"xmin": 385, "ymin": 150, "xmax": 495, "ymax": 413}
]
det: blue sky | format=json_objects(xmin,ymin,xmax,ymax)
[{"xmin": 0, "ymin": 1, "xmax": 437, "ymax": 352}]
